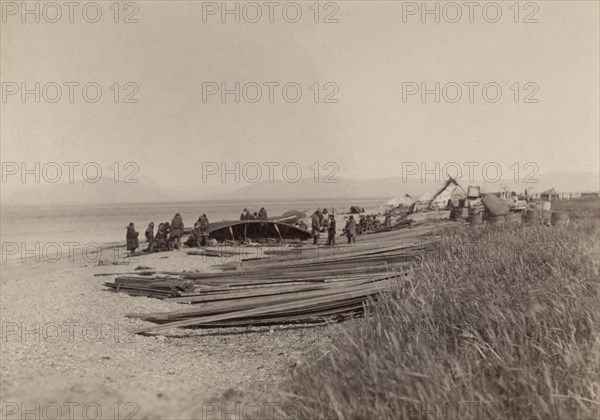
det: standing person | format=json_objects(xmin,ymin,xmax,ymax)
[
  {"xmin": 163, "ymin": 222, "xmax": 171, "ymax": 249},
  {"xmin": 366, "ymin": 215, "xmax": 373, "ymax": 232},
  {"xmin": 345, "ymin": 215, "xmax": 357, "ymax": 244},
  {"xmin": 258, "ymin": 207, "xmax": 268, "ymax": 236},
  {"xmin": 200, "ymin": 214, "xmax": 210, "ymax": 246},
  {"xmin": 326, "ymin": 214, "xmax": 336, "ymax": 246},
  {"xmin": 240, "ymin": 208, "xmax": 250, "ymax": 220},
  {"xmin": 321, "ymin": 208, "xmax": 330, "ymax": 230},
  {"xmin": 311, "ymin": 211, "xmax": 321, "ymax": 245},
  {"xmin": 144, "ymin": 222, "xmax": 155, "ymax": 252},
  {"xmin": 384, "ymin": 213, "xmax": 392, "ymax": 228},
  {"xmin": 126, "ymin": 222, "xmax": 139, "ymax": 254},
  {"xmin": 149, "ymin": 223, "xmax": 164, "ymax": 252},
  {"xmin": 169, "ymin": 213, "xmax": 184, "ymax": 250}
]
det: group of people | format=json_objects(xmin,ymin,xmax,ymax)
[
  {"xmin": 124, "ymin": 205, "xmax": 367, "ymax": 254},
  {"xmin": 310, "ymin": 208, "xmax": 333, "ymax": 245},
  {"xmin": 125, "ymin": 212, "xmax": 210, "ymax": 254},
  {"xmin": 310, "ymin": 208, "xmax": 358, "ymax": 246},
  {"xmin": 239, "ymin": 207, "xmax": 268, "ymax": 221},
  {"xmin": 357, "ymin": 214, "xmax": 382, "ymax": 235},
  {"xmin": 185, "ymin": 214, "xmax": 210, "ymax": 247}
]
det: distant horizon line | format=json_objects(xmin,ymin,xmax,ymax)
[{"xmin": 2, "ymin": 190, "xmax": 600, "ymax": 209}]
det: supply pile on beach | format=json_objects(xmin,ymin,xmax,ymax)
[{"xmin": 105, "ymin": 222, "xmax": 454, "ymax": 333}]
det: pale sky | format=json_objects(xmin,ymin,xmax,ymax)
[{"xmin": 1, "ymin": 1, "xmax": 599, "ymax": 190}]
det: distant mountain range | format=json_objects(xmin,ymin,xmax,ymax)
[{"xmin": 2, "ymin": 171, "xmax": 598, "ymax": 206}]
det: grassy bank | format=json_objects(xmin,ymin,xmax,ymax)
[{"xmin": 287, "ymin": 207, "xmax": 599, "ymax": 419}]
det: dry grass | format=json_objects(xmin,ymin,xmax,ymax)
[{"xmin": 286, "ymin": 202, "xmax": 600, "ymax": 419}]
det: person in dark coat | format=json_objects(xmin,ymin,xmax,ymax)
[
  {"xmin": 169, "ymin": 213, "xmax": 184, "ymax": 250},
  {"xmin": 311, "ymin": 212, "xmax": 321, "ymax": 245},
  {"xmin": 326, "ymin": 214, "xmax": 336, "ymax": 246},
  {"xmin": 144, "ymin": 222, "xmax": 154, "ymax": 251},
  {"xmin": 345, "ymin": 215, "xmax": 357, "ymax": 244},
  {"xmin": 126, "ymin": 222, "xmax": 139, "ymax": 254},
  {"xmin": 199, "ymin": 214, "xmax": 210, "ymax": 246},
  {"xmin": 163, "ymin": 222, "xmax": 171, "ymax": 249},
  {"xmin": 384, "ymin": 213, "xmax": 392, "ymax": 228},
  {"xmin": 258, "ymin": 208, "xmax": 268, "ymax": 220},
  {"xmin": 258, "ymin": 208, "xmax": 268, "ymax": 236},
  {"xmin": 321, "ymin": 209, "xmax": 330, "ymax": 230},
  {"xmin": 149, "ymin": 223, "xmax": 166, "ymax": 252},
  {"xmin": 240, "ymin": 208, "xmax": 250, "ymax": 220}
]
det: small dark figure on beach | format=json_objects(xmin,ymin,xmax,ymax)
[
  {"xmin": 384, "ymin": 213, "xmax": 392, "ymax": 228},
  {"xmin": 326, "ymin": 214, "xmax": 336, "ymax": 246},
  {"xmin": 311, "ymin": 211, "xmax": 321, "ymax": 245},
  {"xmin": 149, "ymin": 223, "xmax": 167, "ymax": 252},
  {"xmin": 185, "ymin": 218, "xmax": 202, "ymax": 248},
  {"xmin": 126, "ymin": 222, "xmax": 139, "ymax": 254},
  {"xmin": 168, "ymin": 213, "xmax": 184, "ymax": 251},
  {"xmin": 240, "ymin": 208, "xmax": 251, "ymax": 220},
  {"xmin": 321, "ymin": 209, "xmax": 330, "ymax": 231},
  {"xmin": 258, "ymin": 208, "xmax": 268, "ymax": 235},
  {"xmin": 366, "ymin": 215, "xmax": 374, "ymax": 232},
  {"xmin": 345, "ymin": 215, "xmax": 357, "ymax": 244},
  {"xmin": 199, "ymin": 214, "xmax": 210, "ymax": 246},
  {"xmin": 145, "ymin": 222, "xmax": 155, "ymax": 251}
]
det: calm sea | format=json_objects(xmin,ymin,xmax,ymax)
[{"xmin": 1, "ymin": 198, "xmax": 386, "ymax": 258}]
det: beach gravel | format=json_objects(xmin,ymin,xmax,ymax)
[{"xmin": 0, "ymin": 248, "xmax": 340, "ymax": 419}]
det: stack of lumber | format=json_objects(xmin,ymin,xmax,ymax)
[
  {"xmin": 104, "ymin": 276, "xmax": 196, "ymax": 299},
  {"xmin": 104, "ymin": 222, "xmax": 456, "ymax": 333}
]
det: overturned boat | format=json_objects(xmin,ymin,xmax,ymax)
[{"xmin": 207, "ymin": 220, "xmax": 311, "ymax": 242}]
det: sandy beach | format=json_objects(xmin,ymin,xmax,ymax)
[{"xmin": 1, "ymin": 246, "xmax": 341, "ymax": 419}]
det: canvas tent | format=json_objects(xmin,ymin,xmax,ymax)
[
  {"xmin": 412, "ymin": 178, "xmax": 466, "ymax": 212},
  {"xmin": 378, "ymin": 194, "xmax": 414, "ymax": 215}
]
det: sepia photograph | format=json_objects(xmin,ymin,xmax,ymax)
[{"xmin": 1, "ymin": 1, "xmax": 599, "ymax": 419}]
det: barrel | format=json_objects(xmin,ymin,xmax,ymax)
[
  {"xmin": 541, "ymin": 201, "xmax": 552, "ymax": 211},
  {"xmin": 541, "ymin": 210, "xmax": 552, "ymax": 225},
  {"xmin": 467, "ymin": 186, "xmax": 480, "ymax": 198},
  {"xmin": 488, "ymin": 215, "xmax": 506, "ymax": 224},
  {"xmin": 524, "ymin": 209, "xmax": 540, "ymax": 224}
]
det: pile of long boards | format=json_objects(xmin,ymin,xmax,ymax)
[{"xmin": 104, "ymin": 222, "xmax": 455, "ymax": 333}]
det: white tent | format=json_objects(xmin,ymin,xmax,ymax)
[
  {"xmin": 378, "ymin": 194, "xmax": 414, "ymax": 215},
  {"xmin": 413, "ymin": 179, "xmax": 466, "ymax": 212}
]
